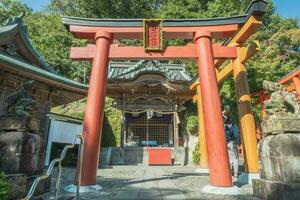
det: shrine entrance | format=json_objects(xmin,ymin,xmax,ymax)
[
  {"xmin": 61, "ymin": 0, "xmax": 267, "ymax": 191},
  {"xmin": 125, "ymin": 113, "xmax": 173, "ymax": 147}
]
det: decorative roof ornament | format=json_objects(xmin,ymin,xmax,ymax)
[
  {"xmin": 2, "ymin": 13, "xmax": 25, "ymax": 26},
  {"xmin": 0, "ymin": 13, "xmax": 58, "ymax": 74},
  {"xmin": 108, "ymin": 60, "xmax": 191, "ymax": 83},
  {"xmin": 6, "ymin": 43, "xmax": 18, "ymax": 55}
]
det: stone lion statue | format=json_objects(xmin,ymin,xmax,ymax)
[
  {"xmin": 262, "ymin": 80, "xmax": 300, "ymax": 135},
  {"xmin": 263, "ymin": 80, "xmax": 300, "ymax": 117},
  {"xmin": 0, "ymin": 80, "xmax": 36, "ymax": 116}
]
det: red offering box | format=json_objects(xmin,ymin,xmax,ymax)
[{"xmin": 148, "ymin": 148, "xmax": 172, "ymax": 165}]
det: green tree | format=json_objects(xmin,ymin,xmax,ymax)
[
  {"xmin": 158, "ymin": 0, "xmax": 208, "ymax": 19},
  {"xmin": 204, "ymin": 0, "xmax": 251, "ymax": 17},
  {"xmin": 0, "ymin": 0, "xmax": 32, "ymax": 22},
  {"xmin": 186, "ymin": 115, "xmax": 198, "ymax": 135},
  {"xmin": 24, "ymin": 13, "xmax": 89, "ymax": 79},
  {"xmin": 49, "ymin": 0, "xmax": 162, "ymax": 18},
  {"xmin": 219, "ymin": 1, "xmax": 300, "ymax": 122}
]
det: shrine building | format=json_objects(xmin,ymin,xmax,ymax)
[{"xmin": 106, "ymin": 60, "xmax": 193, "ymax": 148}]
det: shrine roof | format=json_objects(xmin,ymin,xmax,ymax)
[
  {"xmin": 62, "ymin": 1, "xmax": 267, "ymax": 28},
  {"xmin": 108, "ymin": 60, "xmax": 192, "ymax": 83},
  {"xmin": 0, "ymin": 52, "xmax": 88, "ymax": 92},
  {"xmin": 0, "ymin": 14, "xmax": 56, "ymax": 72},
  {"xmin": 0, "ymin": 14, "xmax": 88, "ymax": 105}
]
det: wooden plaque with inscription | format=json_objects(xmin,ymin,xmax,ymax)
[{"xmin": 143, "ymin": 19, "xmax": 163, "ymax": 51}]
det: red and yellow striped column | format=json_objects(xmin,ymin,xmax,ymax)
[{"xmin": 232, "ymin": 47, "xmax": 259, "ymax": 173}]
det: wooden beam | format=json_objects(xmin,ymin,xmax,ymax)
[
  {"xmin": 217, "ymin": 62, "xmax": 234, "ymax": 83},
  {"xmin": 189, "ymin": 41, "xmax": 259, "ymax": 91},
  {"xmin": 279, "ymin": 70, "xmax": 300, "ymax": 85},
  {"xmin": 188, "ymin": 15, "xmax": 263, "ymax": 89},
  {"xmin": 69, "ymin": 24, "xmax": 239, "ymax": 40},
  {"xmin": 189, "ymin": 80, "xmax": 199, "ymax": 91},
  {"xmin": 231, "ymin": 16, "xmax": 262, "ymax": 44},
  {"xmin": 286, "ymin": 83, "xmax": 295, "ymax": 92},
  {"xmin": 216, "ymin": 42, "xmax": 259, "ymax": 82},
  {"xmin": 239, "ymin": 41, "xmax": 260, "ymax": 63},
  {"xmin": 215, "ymin": 15, "xmax": 262, "ymax": 67},
  {"xmin": 71, "ymin": 43, "xmax": 237, "ymax": 61},
  {"xmin": 190, "ymin": 63, "xmax": 233, "ymax": 91}
]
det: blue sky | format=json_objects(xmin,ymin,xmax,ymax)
[
  {"xmin": 20, "ymin": 0, "xmax": 50, "ymax": 11},
  {"xmin": 20, "ymin": 0, "xmax": 300, "ymax": 19}
]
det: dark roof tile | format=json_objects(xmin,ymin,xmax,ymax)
[{"xmin": 108, "ymin": 60, "xmax": 191, "ymax": 83}]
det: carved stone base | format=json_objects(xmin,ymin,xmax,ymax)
[
  {"xmin": 0, "ymin": 131, "xmax": 45, "ymax": 175},
  {"xmin": 202, "ymin": 185, "xmax": 241, "ymax": 195},
  {"xmin": 253, "ymin": 133, "xmax": 300, "ymax": 200},
  {"xmin": 65, "ymin": 184, "xmax": 103, "ymax": 193},
  {"xmin": 0, "ymin": 115, "xmax": 40, "ymax": 132},
  {"xmin": 253, "ymin": 179, "xmax": 300, "ymax": 200},
  {"xmin": 262, "ymin": 117, "xmax": 300, "ymax": 135},
  {"xmin": 258, "ymin": 134, "xmax": 300, "ymax": 182}
]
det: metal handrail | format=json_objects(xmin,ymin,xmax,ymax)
[{"xmin": 22, "ymin": 135, "xmax": 84, "ymax": 200}]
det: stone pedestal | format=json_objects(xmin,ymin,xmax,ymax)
[
  {"xmin": 252, "ymin": 134, "xmax": 300, "ymax": 200},
  {"xmin": 261, "ymin": 117, "xmax": 300, "ymax": 135},
  {"xmin": 0, "ymin": 115, "xmax": 48, "ymax": 199},
  {"xmin": 0, "ymin": 131, "xmax": 45, "ymax": 175},
  {"xmin": 0, "ymin": 115, "xmax": 41, "ymax": 132}
]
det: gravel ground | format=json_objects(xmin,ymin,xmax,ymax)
[{"xmin": 35, "ymin": 165, "xmax": 261, "ymax": 200}]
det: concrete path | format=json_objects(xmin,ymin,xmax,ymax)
[
  {"xmin": 113, "ymin": 167, "xmax": 186, "ymax": 199},
  {"xmin": 36, "ymin": 166, "xmax": 260, "ymax": 200}
]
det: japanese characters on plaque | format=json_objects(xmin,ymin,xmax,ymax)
[{"xmin": 143, "ymin": 19, "xmax": 163, "ymax": 51}]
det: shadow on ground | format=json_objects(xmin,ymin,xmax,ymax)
[{"xmin": 34, "ymin": 166, "xmax": 260, "ymax": 200}]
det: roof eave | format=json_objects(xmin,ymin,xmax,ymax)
[
  {"xmin": 0, "ymin": 14, "xmax": 58, "ymax": 73},
  {"xmin": 0, "ymin": 53, "xmax": 88, "ymax": 94},
  {"xmin": 61, "ymin": 15, "xmax": 248, "ymax": 29}
]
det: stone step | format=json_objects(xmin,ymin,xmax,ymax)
[{"xmin": 173, "ymin": 161, "xmax": 182, "ymax": 166}]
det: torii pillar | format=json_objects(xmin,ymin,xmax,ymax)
[
  {"xmin": 233, "ymin": 47, "xmax": 259, "ymax": 184},
  {"xmin": 194, "ymin": 31, "xmax": 232, "ymax": 187},
  {"xmin": 80, "ymin": 31, "xmax": 112, "ymax": 186}
]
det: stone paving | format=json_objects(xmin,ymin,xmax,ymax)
[{"xmin": 36, "ymin": 165, "xmax": 261, "ymax": 200}]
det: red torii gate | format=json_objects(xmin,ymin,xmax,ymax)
[
  {"xmin": 62, "ymin": 0, "xmax": 267, "ymax": 189},
  {"xmin": 279, "ymin": 66, "xmax": 300, "ymax": 103}
]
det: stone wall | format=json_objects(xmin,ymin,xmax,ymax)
[{"xmin": 99, "ymin": 147, "xmax": 192, "ymax": 167}]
